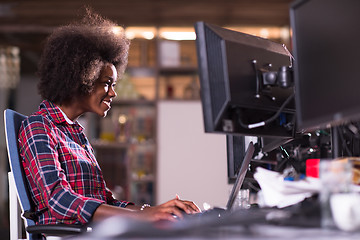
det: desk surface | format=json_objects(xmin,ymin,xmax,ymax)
[{"xmin": 72, "ymin": 208, "xmax": 360, "ymax": 239}]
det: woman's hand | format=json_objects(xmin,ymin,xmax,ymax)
[
  {"xmin": 94, "ymin": 195, "xmax": 201, "ymax": 223},
  {"xmin": 138, "ymin": 195, "xmax": 201, "ymax": 222}
]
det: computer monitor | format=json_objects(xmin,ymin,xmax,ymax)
[
  {"xmin": 226, "ymin": 135, "xmax": 246, "ymax": 183},
  {"xmin": 194, "ymin": 21, "xmax": 295, "ymax": 139},
  {"xmin": 291, "ymin": 0, "xmax": 360, "ymax": 131}
]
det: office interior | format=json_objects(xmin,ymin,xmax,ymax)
[{"xmin": 2, "ymin": 0, "xmax": 360, "ymax": 239}]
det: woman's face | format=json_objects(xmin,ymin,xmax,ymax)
[{"xmin": 84, "ymin": 64, "xmax": 118, "ymax": 117}]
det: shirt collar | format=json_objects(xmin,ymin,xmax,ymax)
[
  {"xmin": 57, "ymin": 107, "xmax": 74, "ymax": 125},
  {"xmin": 39, "ymin": 100, "xmax": 82, "ymax": 130}
]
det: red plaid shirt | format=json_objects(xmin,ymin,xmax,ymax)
[{"xmin": 18, "ymin": 100, "xmax": 131, "ymax": 225}]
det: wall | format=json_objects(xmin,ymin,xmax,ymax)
[
  {"xmin": 15, "ymin": 75, "xmax": 42, "ymax": 116},
  {"xmin": 0, "ymin": 88, "xmax": 10, "ymax": 224},
  {"xmin": 156, "ymin": 101, "xmax": 233, "ymax": 210}
]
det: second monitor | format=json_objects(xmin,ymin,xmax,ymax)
[{"xmin": 195, "ymin": 22, "xmax": 295, "ymax": 139}]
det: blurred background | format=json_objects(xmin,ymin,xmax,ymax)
[{"xmin": 0, "ymin": 0, "xmax": 292, "ymax": 238}]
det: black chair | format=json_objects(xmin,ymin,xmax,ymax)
[{"xmin": 4, "ymin": 109, "xmax": 89, "ymax": 240}]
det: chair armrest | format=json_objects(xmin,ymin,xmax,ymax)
[{"xmin": 26, "ymin": 224, "xmax": 90, "ymax": 236}]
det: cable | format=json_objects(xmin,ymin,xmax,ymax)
[{"xmin": 237, "ymin": 93, "xmax": 295, "ymax": 129}]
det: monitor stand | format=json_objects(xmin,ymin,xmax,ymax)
[{"xmin": 331, "ymin": 126, "xmax": 342, "ymax": 158}]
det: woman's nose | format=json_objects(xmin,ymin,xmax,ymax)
[{"xmin": 109, "ymin": 86, "xmax": 117, "ymax": 98}]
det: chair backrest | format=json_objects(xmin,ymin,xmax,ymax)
[{"xmin": 4, "ymin": 109, "xmax": 39, "ymax": 236}]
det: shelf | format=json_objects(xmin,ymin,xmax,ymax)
[
  {"xmin": 158, "ymin": 66, "xmax": 198, "ymax": 75},
  {"xmin": 91, "ymin": 140, "xmax": 155, "ymax": 149},
  {"xmin": 112, "ymin": 99, "xmax": 156, "ymax": 106},
  {"xmin": 127, "ymin": 64, "xmax": 198, "ymax": 76},
  {"xmin": 126, "ymin": 66, "xmax": 156, "ymax": 77},
  {"xmin": 131, "ymin": 175, "xmax": 155, "ymax": 183}
]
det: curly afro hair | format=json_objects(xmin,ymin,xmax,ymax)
[{"xmin": 37, "ymin": 9, "xmax": 130, "ymax": 105}]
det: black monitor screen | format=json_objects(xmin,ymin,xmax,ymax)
[
  {"xmin": 195, "ymin": 22, "xmax": 295, "ymax": 138},
  {"xmin": 291, "ymin": 0, "xmax": 360, "ymax": 131}
]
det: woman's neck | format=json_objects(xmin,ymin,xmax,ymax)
[{"xmin": 57, "ymin": 101, "xmax": 85, "ymax": 122}]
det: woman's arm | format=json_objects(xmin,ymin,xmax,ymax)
[
  {"xmin": 93, "ymin": 195, "xmax": 201, "ymax": 222},
  {"xmin": 20, "ymin": 115, "xmax": 200, "ymax": 224}
]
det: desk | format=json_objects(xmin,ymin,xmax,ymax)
[{"xmin": 71, "ymin": 208, "xmax": 360, "ymax": 239}]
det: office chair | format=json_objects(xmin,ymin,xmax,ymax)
[{"xmin": 4, "ymin": 109, "xmax": 89, "ymax": 240}]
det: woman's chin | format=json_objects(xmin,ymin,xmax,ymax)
[
  {"xmin": 102, "ymin": 108, "xmax": 111, "ymax": 117},
  {"xmin": 94, "ymin": 105, "xmax": 111, "ymax": 117},
  {"xmin": 93, "ymin": 109, "xmax": 108, "ymax": 118}
]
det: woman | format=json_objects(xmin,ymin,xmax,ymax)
[{"xmin": 18, "ymin": 10, "xmax": 200, "ymax": 226}]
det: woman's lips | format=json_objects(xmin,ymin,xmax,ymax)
[{"xmin": 102, "ymin": 99, "xmax": 111, "ymax": 109}]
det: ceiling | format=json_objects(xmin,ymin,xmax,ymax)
[{"xmin": 0, "ymin": 0, "xmax": 294, "ymax": 73}]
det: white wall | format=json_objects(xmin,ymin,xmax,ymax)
[{"xmin": 156, "ymin": 101, "xmax": 232, "ymax": 210}]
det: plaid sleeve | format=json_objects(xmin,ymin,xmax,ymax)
[
  {"xmin": 105, "ymin": 187, "xmax": 133, "ymax": 207},
  {"xmin": 19, "ymin": 116, "xmax": 104, "ymax": 224}
]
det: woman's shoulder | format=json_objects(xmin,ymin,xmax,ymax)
[{"xmin": 21, "ymin": 109, "xmax": 54, "ymax": 131}]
